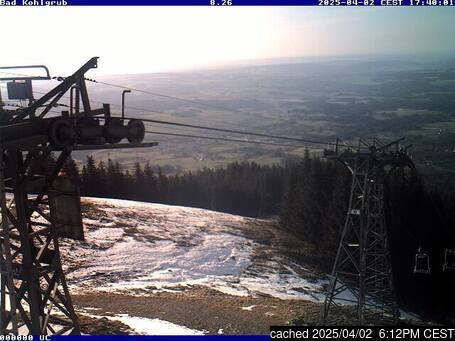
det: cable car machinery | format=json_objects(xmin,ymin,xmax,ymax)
[{"xmin": 0, "ymin": 57, "xmax": 157, "ymax": 335}]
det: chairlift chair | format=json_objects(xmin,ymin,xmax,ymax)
[
  {"xmin": 443, "ymin": 248, "xmax": 455, "ymax": 272},
  {"xmin": 413, "ymin": 247, "xmax": 431, "ymax": 275}
]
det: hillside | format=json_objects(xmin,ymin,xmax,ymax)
[{"xmin": 59, "ymin": 197, "xmax": 419, "ymax": 334}]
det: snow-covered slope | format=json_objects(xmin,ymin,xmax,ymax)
[{"xmin": 60, "ymin": 197, "xmax": 326, "ymax": 302}]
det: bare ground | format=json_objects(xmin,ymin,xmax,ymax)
[
  {"xmin": 71, "ymin": 203, "xmax": 351, "ymax": 334},
  {"xmin": 72, "ymin": 202, "xmax": 394, "ymax": 334},
  {"xmin": 77, "ymin": 315, "xmax": 134, "ymax": 335},
  {"xmin": 73, "ymin": 286, "xmax": 335, "ymax": 335}
]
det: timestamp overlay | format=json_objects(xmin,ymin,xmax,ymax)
[
  {"xmin": 270, "ymin": 326, "xmax": 455, "ymax": 340},
  {"xmin": 1, "ymin": 0, "xmax": 455, "ymax": 5},
  {"xmin": 316, "ymin": 0, "xmax": 454, "ymax": 6}
]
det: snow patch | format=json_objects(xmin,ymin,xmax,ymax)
[
  {"xmin": 113, "ymin": 314, "xmax": 205, "ymax": 335},
  {"xmin": 241, "ymin": 305, "xmax": 256, "ymax": 311},
  {"xmin": 62, "ymin": 197, "xmax": 327, "ymax": 302}
]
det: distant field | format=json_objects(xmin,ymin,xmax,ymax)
[{"xmin": 61, "ymin": 58, "xmax": 455, "ymax": 177}]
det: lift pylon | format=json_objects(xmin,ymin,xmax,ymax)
[
  {"xmin": 320, "ymin": 138, "xmax": 414, "ymax": 325},
  {"xmin": 0, "ymin": 148, "xmax": 81, "ymax": 335},
  {"xmin": 0, "ymin": 58, "xmax": 156, "ymax": 335}
]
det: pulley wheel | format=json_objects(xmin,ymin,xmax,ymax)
[{"xmin": 127, "ymin": 119, "xmax": 145, "ymax": 143}]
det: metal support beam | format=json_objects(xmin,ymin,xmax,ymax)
[
  {"xmin": 0, "ymin": 149, "xmax": 81, "ymax": 335},
  {"xmin": 0, "ymin": 148, "xmax": 18, "ymax": 334},
  {"xmin": 122, "ymin": 90, "xmax": 131, "ymax": 123},
  {"xmin": 0, "ymin": 57, "xmax": 156, "ymax": 335},
  {"xmin": 320, "ymin": 138, "xmax": 412, "ymax": 325},
  {"xmin": 11, "ymin": 57, "xmax": 98, "ymax": 123}
]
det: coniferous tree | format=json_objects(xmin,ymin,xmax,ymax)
[
  {"xmin": 143, "ymin": 162, "xmax": 158, "ymax": 202},
  {"xmin": 97, "ymin": 160, "xmax": 108, "ymax": 197},
  {"xmin": 84, "ymin": 156, "xmax": 98, "ymax": 196}
]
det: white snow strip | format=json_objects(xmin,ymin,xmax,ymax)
[
  {"xmin": 62, "ymin": 197, "xmax": 360, "ymax": 304},
  {"xmin": 113, "ymin": 314, "xmax": 205, "ymax": 335},
  {"xmin": 241, "ymin": 305, "xmax": 256, "ymax": 311}
]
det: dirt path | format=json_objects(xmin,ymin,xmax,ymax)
[{"xmin": 73, "ymin": 286, "xmax": 330, "ymax": 334}]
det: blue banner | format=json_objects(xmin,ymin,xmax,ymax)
[
  {"xmin": 1, "ymin": 0, "xmax": 454, "ymax": 6},
  {"xmin": 51, "ymin": 337, "xmax": 269, "ymax": 341}
]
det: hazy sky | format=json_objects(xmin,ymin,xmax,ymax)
[{"xmin": 1, "ymin": 7, "xmax": 454, "ymax": 76}]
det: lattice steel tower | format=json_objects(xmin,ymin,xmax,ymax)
[
  {"xmin": 0, "ymin": 58, "xmax": 156, "ymax": 334},
  {"xmin": 320, "ymin": 138, "xmax": 414, "ymax": 325}
]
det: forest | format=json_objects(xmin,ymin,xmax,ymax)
[{"xmin": 63, "ymin": 154, "xmax": 455, "ymax": 322}]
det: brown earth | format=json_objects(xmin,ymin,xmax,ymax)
[
  {"xmin": 73, "ymin": 201, "xmax": 426, "ymax": 334},
  {"xmin": 73, "ymin": 201, "xmax": 365, "ymax": 334},
  {"xmin": 78, "ymin": 315, "xmax": 134, "ymax": 335},
  {"xmin": 73, "ymin": 286, "xmax": 357, "ymax": 335}
]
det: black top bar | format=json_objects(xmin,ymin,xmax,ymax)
[{"xmin": 0, "ymin": 65, "xmax": 51, "ymax": 81}]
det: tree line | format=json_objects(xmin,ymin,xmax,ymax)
[{"xmin": 65, "ymin": 156, "xmax": 285, "ymax": 218}]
